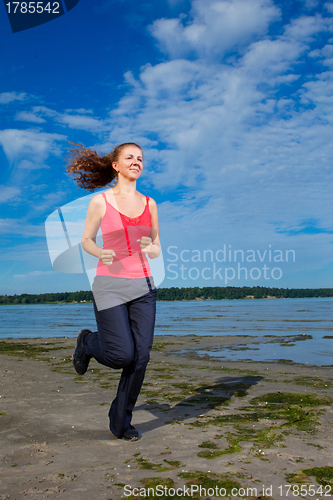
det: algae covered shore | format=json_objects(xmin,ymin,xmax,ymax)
[{"xmin": 0, "ymin": 335, "xmax": 332, "ymax": 500}]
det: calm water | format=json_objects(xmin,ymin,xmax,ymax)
[{"xmin": 1, "ymin": 298, "xmax": 333, "ymax": 365}]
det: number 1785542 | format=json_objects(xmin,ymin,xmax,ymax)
[
  {"xmin": 5, "ymin": 2, "xmax": 60, "ymax": 14},
  {"xmin": 278, "ymin": 485, "xmax": 332, "ymax": 497}
]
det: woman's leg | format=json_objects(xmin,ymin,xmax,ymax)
[
  {"xmin": 84, "ymin": 299, "xmax": 134, "ymax": 369},
  {"xmin": 109, "ymin": 288, "xmax": 157, "ymax": 437},
  {"xmin": 82, "ymin": 288, "xmax": 156, "ymax": 438}
]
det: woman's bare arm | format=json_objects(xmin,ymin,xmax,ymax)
[
  {"xmin": 81, "ymin": 194, "xmax": 116, "ymax": 266},
  {"xmin": 138, "ymin": 197, "xmax": 161, "ymax": 259}
]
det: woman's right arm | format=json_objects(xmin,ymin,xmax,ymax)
[{"xmin": 81, "ymin": 195, "xmax": 116, "ymax": 266}]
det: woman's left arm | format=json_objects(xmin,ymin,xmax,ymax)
[{"xmin": 138, "ymin": 197, "xmax": 161, "ymax": 259}]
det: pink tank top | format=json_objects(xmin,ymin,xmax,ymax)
[{"xmin": 96, "ymin": 192, "xmax": 152, "ymax": 278}]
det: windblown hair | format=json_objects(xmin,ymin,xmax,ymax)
[{"xmin": 66, "ymin": 141, "xmax": 142, "ymax": 191}]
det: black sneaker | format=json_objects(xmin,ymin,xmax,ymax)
[
  {"xmin": 72, "ymin": 329, "xmax": 92, "ymax": 375},
  {"xmin": 122, "ymin": 425, "xmax": 142, "ymax": 441}
]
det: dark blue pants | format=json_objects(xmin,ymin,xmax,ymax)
[{"xmin": 84, "ymin": 288, "xmax": 157, "ymax": 437}]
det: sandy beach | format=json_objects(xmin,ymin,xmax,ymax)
[{"xmin": 0, "ymin": 335, "xmax": 332, "ymax": 500}]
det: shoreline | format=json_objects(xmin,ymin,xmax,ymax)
[
  {"xmin": 1, "ymin": 333, "xmax": 332, "ymax": 368},
  {"xmin": 2, "ymin": 289, "xmax": 333, "ymax": 306},
  {"xmin": 1, "ymin": 336, "xmax": 333, "ymax": 499},
  {"xmin": 2, "ymin": 295, "xmax": 333, "ymax": 305}
]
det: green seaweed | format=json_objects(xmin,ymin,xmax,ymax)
[
  {"xmin": 171, "ymin": 383, "xmax": 196, "ymax": 390},
  {"xmin": 252, "ymin": 427, "xmax": 284, "ymax": 448},
  {"xmin": 250, "ymin": 392, "xmax": 332, "ymax": 408},
  {"xmin": 135, "ymin": 457, "xmax": 162, "ymax": 470},
  {"xmin": 178, "ymin": 470, "xmax": 241, "ymax": 495},
  {"xmin": 283, "ymin": 376, "xmax": 333, "ymax": 390},
  {"xmin": 198, "ymin": 433, "xmax": 244, "ymax": 458},
  {"xmin": 134, "ymin": 456, "xmax": 181, "ymax": 472},
  {"xmin": 306, "ymin": 442, "xmax": 325, "ymax": 450},
  {"xmin": 285, "ymin": 472, "xmax": 312, "ymax": 484},
  {"xmin": 249, "ymin": 393, "xmax": 332, "ymax": 430},
  {"xmin": 198, "ymin": 441, "xmax": 219, "ymax": 449},
  {"xmin": 0, "ymin": 340, "xmax": 67, "ymax": 359},
  {"xmin": 189, "ymin": 392, "xmax": 332, "ymax": 458},
  {"xmin": 163, "ymin": 459, "xmax": 182, "ymax": 468},
  {"xmin": 151, "ymin": 342, "xmax": 168, "ymax": 351},
  {"xmin": 302, "ymin": 467, "xmax": 333, "ymax": 487},
  {"xmin": 197, "ymin": 442, "xmax": 242, "ymax": 459}
]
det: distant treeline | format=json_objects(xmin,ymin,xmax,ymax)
[{"xmin": 1, "ymin": 286, "xmax": 333, "ymax": 305}]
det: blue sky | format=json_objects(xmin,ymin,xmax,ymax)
[{"xmin": 1, "ymin": 0, "xmax": 333, "ymax": 294}]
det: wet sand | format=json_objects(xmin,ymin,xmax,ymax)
[{"xmin": 0, "ymin": 335, "xmax": 332, "ymax": 499}]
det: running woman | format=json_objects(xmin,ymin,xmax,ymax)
[{"xmin": 67, "ymin": 142, "xmax": 160, "ymax": 441}]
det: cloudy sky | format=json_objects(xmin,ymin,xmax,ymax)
[{"xmin": 1, "ymin": 0, "xmax": 333, "ymax": 294}]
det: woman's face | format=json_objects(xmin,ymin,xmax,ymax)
[{"xmin": 113, "ymin": 146, "xmax": 143, "ymax": 180}]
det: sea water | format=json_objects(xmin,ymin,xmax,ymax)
[{"xmin": 1, "ymin": 297, "xmax": 332, "ymax": 366}]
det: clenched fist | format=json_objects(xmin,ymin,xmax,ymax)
[
  {"xmin": 99, "ymin": 248, "xmax": 116, "ymax": 266},
  {"xmin": 137, "ymin": 236, "xmax": 153, "ymax": 254}
]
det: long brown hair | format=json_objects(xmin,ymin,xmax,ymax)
[{"xmin": 66, "ymin": 142, "xmax": 142, "ymax": 191}]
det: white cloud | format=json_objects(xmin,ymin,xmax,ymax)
[
  {"xmin": 14, "ymin": 270, "xmax": 55, "ymax": 278},
  {"xmin": 32, "ymin": 106, "xmax": 58, "ymax": 117},
  {"xmin": 15, "ymin": 111, "xmax": 46, "ymax": 123},
  {"xmin": 0, "ymin": 129, "xmax": 66, "ymax": 164},
  {"xmin": 0, "ymin": 218, "xmax": 45, "ymax": 237},
  {"xmin": 139, "ymin": 60, "xmax": 203, "ymax": 97},
  {"xmin": 57, "ymin": 113, "xmax": 106, "ymax": 132},
  {"xmin": 308, "ymin": 43, "xmax": 333, "ymax": 68},
  {"xmin": 299, "ymin": 71, "xmax": 333, "ymax": 113},
  {"xmin": 0, "ymin": 186, "xmax": 21, "ymax": 203},
  {"xmin": 302, "ymin": 0, "xmax": 319, "ymax": 9},
  {"xmin": 98, "ymin": 4, "xmax": 333, "ymax": 285},
  {"xmin": 17, "ymin": 159, "xmax": 50, "ymax": 170},
  {"xmin": 26, "ymin": 184, "xmax": 72, "ymax": 213},
  {"xmin": 0, "ymin": 92, "xmax": 27, "ymax": 104},
  {"xmin": 64, "ymin": 108, "xmax": 94, "ymax": 114},
  {"xmin": 13, "ymin": 104, "xmax": 106, "ymax": 133},
  {"xmin": 283, "ymin": 14, "xmax": 331, "ymax": 41},
  {"xmin": 150, "ymin": 0, "xmax": 280, "ymax": 59},
  {"xmin": 325, "ymin": 2, "xmax": 333, "ymax": 14},
  {"xmin": 2, "ymin": 2, "xmax": 333, "ymax": 288}
]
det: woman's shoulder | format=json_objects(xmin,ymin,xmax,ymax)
[
  {"xmin": 138, "ymin": 192, "xmax": 157, "ymax": 210},
  {"xmin": 135, "ymin": 190, "xmax": 156, "ymax": 206},
  {"xmin": 89, "ymin": 192, "xmax": 106, "ymax": 206},
  {"xmin": 87, "ymin": 192, "xmax": 107, "ymax": 217},
  {"xmin": 147, "ymin": 196, "xmax": 158, "ymax": 216},
  {"xmin": 147, "ymin": 196, "xmax": 157, "ymax": 207}
]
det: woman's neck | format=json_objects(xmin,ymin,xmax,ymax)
[{"xmin": 111, "ymin": 178, "xmax": 138, "ymax": 197}]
